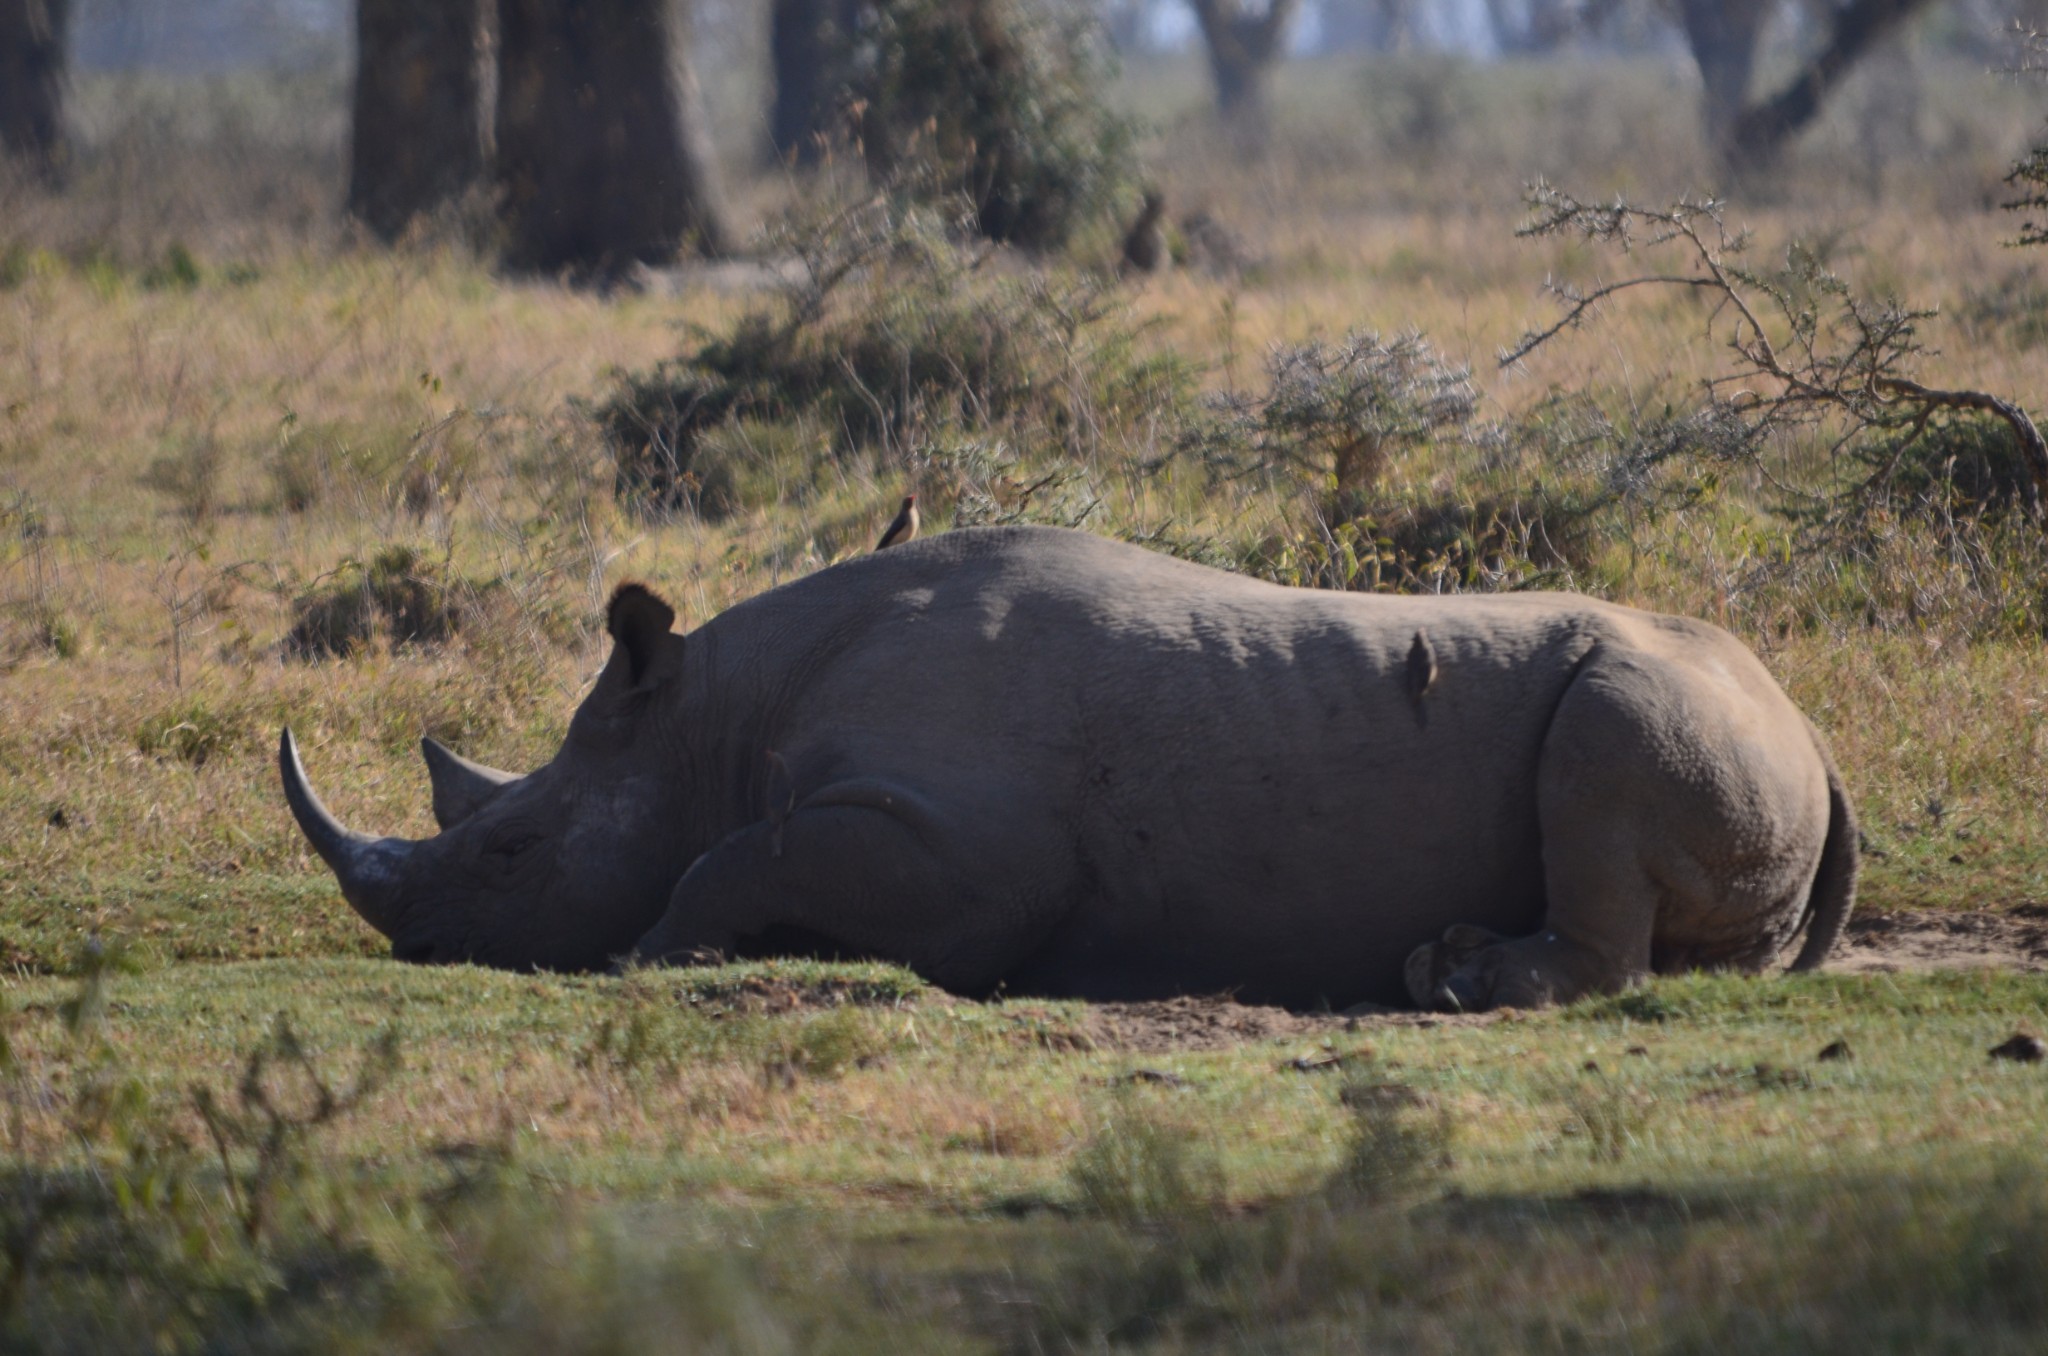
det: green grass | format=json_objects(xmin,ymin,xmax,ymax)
[{"xmin": 6, "ymin": 961, "xmax": 2048, "ymax": 1350}]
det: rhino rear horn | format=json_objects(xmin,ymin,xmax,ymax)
[
  {"xmin": 279, "ymin": 728, "xmax": 416, "ymax": 940},
  {"xmin": 421, "ymin": 737, "xmax": 523, "ymax": 829}
]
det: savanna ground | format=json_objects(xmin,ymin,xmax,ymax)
[{"xmin": 6, "ymin": 42, "xmax": 2048, "ymax": 1351}]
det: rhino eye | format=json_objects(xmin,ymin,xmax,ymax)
[{"xmin": 484, "ymin": 830, "xmax": 542, "ymax": 861}]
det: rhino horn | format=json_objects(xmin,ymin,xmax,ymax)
[
  {"xmin": 420, "ymin": 736, "xmax": 522, "ymax": 830},
  {"xmin": 278, "ymin": 728, "xmax": 415, "ymax": 939}
]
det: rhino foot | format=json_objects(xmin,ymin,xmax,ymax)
[
  {"xmin": 1410, "ymin": 928, "xmax": 1628, "ymax": 1013},
  {"xmin": 1403, "ymin": 923, "xmax": 1507, "ymax": 1010}
]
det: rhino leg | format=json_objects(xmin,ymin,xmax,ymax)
[
  {"xmin": 625, "ymin": 779, "xmax": 1061, "ymax": 995},
  {"xmin": 1419, "ymin": 641, "xmax": 1830, "ymax": 1013},
  {"xmin": 1421, "ymin": 856, "xmax": 1659, "ymax": 1012}
]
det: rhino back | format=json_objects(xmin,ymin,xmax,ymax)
[{"xmin": 697, "ymin": 528, "xmax": 1661, "ymax": 1003}]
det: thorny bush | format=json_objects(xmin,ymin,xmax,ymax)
[{"xmin": 596, "ymin": 199, "xmax": 1189, "ymax": 518}]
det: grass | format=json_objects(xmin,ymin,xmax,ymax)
[
  {"xmin": 4, "ymin": 45, "xmax": 2048, "ymax": 1350},
  {"xmin": 6, "ymin": 960, "xmax": 2048, "ymax": 1348}
]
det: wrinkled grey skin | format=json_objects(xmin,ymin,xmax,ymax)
[{"xmin": 282, "ymin": 525, "xmax": 1856, "ymax": 1011}]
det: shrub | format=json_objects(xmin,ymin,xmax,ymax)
[
  {"xmin": 595, "ymin": 203, "xmax": 1191, "ymax": 516},
  {"xmin": 284, "ymin": 546, "xmax": 491, "ymax": 659},
  {"xmin": 1357, "ymin": 54, "xmax": 1480, "ymax": 158},
  {"xmin": 1247, "ymin": 492, "xmax": 1591, "ymax": 594},
  {"xmin": 21, "ymin": 603, "xmax": 79, "ymax": 660},
  {"xmin": 2006, "ymin": 123, "xmax": 2048, "ymax": 249},
  {"xmin": 269, "ymin": 411, "xmax": 470, "ymax": 517},
  {"xmin": 189, "ymin": 1013, "xmax": 403, "ymax": 1246},
  {"xmin": 846, "ymin": 0, "xmax": 1137, "ymax": 250},
  {"xmin": 0, "ymin": 495, "xmax": 79, "ymax": 664},
  {"xmin": 135, "ymin": 694, "xmax": 254, "ymax": 768},
  {"xmin": 140, "ymin": 432, "xmax": 228, "ymax": 523},
  {"xmin": 0, "ymin": 963, "xmax": 407, "ymax": 1343},
  {"xmin": 271, "ymin": 418, "xmax": 400, "ymax": 513},
  {"xmin": 138, "ymin": 242, "xmax": 202, "ymax": 291},
  {"xmin": 594, "ymin": 362, "xmax": 749, "ymax": 518},
  {"xmin": 1202, "ymin": 359, "xmax": 1617, "ymax": 597},
  {"xmin": 1184, "ymin": 330, "xmax": 1478, "ymax": 509},
  {"xmin": 1511, "ymin": 185, "xmax": 2048, "ymax": 533},
  {"xmin": 1864, "ymin": 417, "xmax": 2042, "ymax": 526}
]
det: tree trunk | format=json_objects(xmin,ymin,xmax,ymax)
[
  {"xmin": 1673, "ymin": 0, "xmax": 1770, "ymax": 154},
  {"xmin": 0, "ymin": 0, "xmax": 68, "ymax": 185},
  {"xmin": 348, "ymin": 0, "xmax": 491, "ymax": 241},
  {"xmin": 1483, "ymin": 0, "xmax": 1582, "ymax": 55},
  {"xmin": 1187, "ymin": 0, "xmax": 1302, "ymax": 132},
  {"xmin": 496, "ymin": 0, "xmax": 735, "ymax": 273},
  {"xmin": 1725, "ymin": 0, "xmax": 1934, "ymax": 166},
  {"xmin": 768, "ymin": 0, "xmax": 860, "ymax": 164},
  {"xmin": 1206, "ymin": 42, "xmax": 1269, "ymax": 122}
]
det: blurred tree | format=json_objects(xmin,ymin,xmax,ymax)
[
  {"xmin": 1724, "ymin": 0, "xmax": 1935, "ymax": 163},
  {"xmin": 768, "ymin": 0, "xmax": 861, "ymax": 163},
  {"xmin": 1483, "ymin": 0, "xmax": 1592, "ymax": 53},
  {"xmin": 496, "ymin": 0, "xmax": 734, "ymax": 271},
  {"xmin": 1186, "ymin": 0, "xmax": 1303, "ymax": 130},
  {"xmin": 1672, "ymin": 0, "xmax": 1772, "ymax": 150},
  {"xmin": 848, "ymin": 0, "xmax": 1136, "ymax": 249},
  {"xmin": 347, "ymin": 0, "xmax": 490, "ymax": 240},
  {"xmin": 1673, "ymin": 0, "xmax": 1937, "ymax": 167},
  {"xmin": 0, "ymin": 0, "xmax": 68, "ymax": 185}
]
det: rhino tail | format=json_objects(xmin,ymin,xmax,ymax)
[{"xmin": 1787, "ymin": 738, "xmax": 1858, "ymax": 972}]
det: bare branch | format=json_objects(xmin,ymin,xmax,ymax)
[
  {"xmin": 1500, "ymin": 275, "xmax": 1724, "ymax": 368},
  {"xmin": 1507, "ymin": 185, "xmax": 2048, "ymax": 517}
]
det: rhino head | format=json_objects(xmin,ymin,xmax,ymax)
[{"xmin": 280, "ymin": 585, "xmax": 705, "ymax": 970}]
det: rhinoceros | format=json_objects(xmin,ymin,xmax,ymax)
[{"xmin": 280, "ymin": 524, "xmax": 1855, "ymax": 1011}]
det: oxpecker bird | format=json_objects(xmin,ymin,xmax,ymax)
[
  {"xmin": 1406, "ymin": 629, "xmax": 1438, "ymax": 727},
  {"xmin": 876, "ymin": 494, "xmax": 919, "ymax": 550}
]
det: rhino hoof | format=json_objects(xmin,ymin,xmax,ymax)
[{"xmin": 1432, "ymin": 970, "xmax": 1487, "ymax": 1014}]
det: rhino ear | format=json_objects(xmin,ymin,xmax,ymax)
[
  {"xmin": 606, "ymin": 583, "xmax": 678, "ymax": 689},
  {"xmin": 421, "ymin": 737, "xmax": 523, "ymax": 830}
]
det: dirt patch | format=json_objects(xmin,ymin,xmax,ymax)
[
  {"xmin": 625, "ymin": 965, "xmax": 927, "ymax": 1015},
  {"xmin": 1829, "ymin": 906, "xmax": 2048, "ymax": 975},
  {"xmin": 1066, "ymin": 995, "xmax": 1499, "ymax": 1054},
  {"xmin": 1076, "ymin": 997, "xmax": 1344, "ymax": 1053},
  {"xmin": 633, "ymin": 908, "xmax": 2046, "ymax": 1055},
  {"xmin": 1002, "ymin": 908, "xmax": 2048, "ymax": 1054}
]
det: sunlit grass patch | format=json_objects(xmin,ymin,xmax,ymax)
[{"xmin": 11, "ymin": 961, "xmax": 2048, "ymax": 1349}]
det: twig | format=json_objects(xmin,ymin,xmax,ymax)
[{"xmin": 1507, "ymin": 184, "xmax": 2048, "ymax": 517}]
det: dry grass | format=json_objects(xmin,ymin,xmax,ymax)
[{"xmin": 6, "ymin": 175, "xmax": 2047, "ymax": 967}]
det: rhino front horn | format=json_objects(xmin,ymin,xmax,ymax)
[
  {"xmin": 420, "ymin": 736, "xmax": 522, "ymax": 830},
  {"xmin": 279, "ymin": 728, "xmax": 416, "ymax": 940}
]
